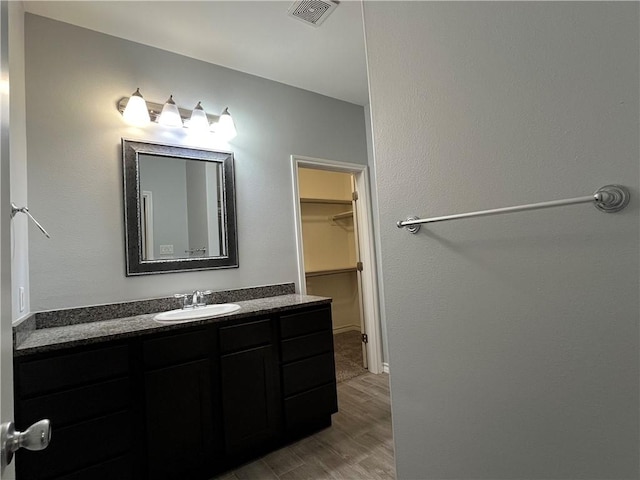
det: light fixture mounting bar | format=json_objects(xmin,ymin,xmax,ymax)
[{"xmin": 117, "ymin": 97, "xmax": 220, "ymax": 125}]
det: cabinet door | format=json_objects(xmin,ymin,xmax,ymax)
[
  {"xmin": 144, "ymin": 359, "xmax": 215, "ymax": 479},
  {"xmin": 220, "ymin": 345, "xmax": 280, "ymax": 456}
]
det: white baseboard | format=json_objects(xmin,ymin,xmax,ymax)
[
  {"xmin": 333, "ymin": 325, "xmax": 361, "ymax": 335},
  {"xmin": 383, "ymin": 362, "xmax": 390, "ymax": 374}
]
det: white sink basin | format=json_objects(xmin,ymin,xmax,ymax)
[{"xmin": 154, "ymin": 303, "xmax": 241, "ymax": 323}]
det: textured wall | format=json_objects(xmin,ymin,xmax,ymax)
[
  {"xmin": 25, "ymin": 14, "xmax": 367, "ymax": 310},
  {"xmin": 364, "ymin": 2, "xmax": 639, "ymax": 478}
]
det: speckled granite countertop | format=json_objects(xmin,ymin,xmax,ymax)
[{"xmin": 15, "ymin": 294, "xmax": 330, "ymax": 357}]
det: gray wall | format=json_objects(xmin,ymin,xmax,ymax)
[
  {"xmin": 25, "ymin": 14, "xmax": 367, "ymax": 310},
  {"xmin": 364, "ymin": 2, "xmax": 639, "ymax": 478}
]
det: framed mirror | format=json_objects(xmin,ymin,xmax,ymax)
[{"xmin": 122, "ymin": 139, "xmax": 238, "ymax": 275}]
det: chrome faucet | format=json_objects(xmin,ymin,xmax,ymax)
[
  {"xmin": 195, "ymin": 290, "xmax": 213, "ymax": 307},
  {"xmin": 174, "ymin": 290, "xmax": 213, "ymax": 309},
  {"xmin": 174, "ymin": 293, "xmax": 194, "ymax": 309}
]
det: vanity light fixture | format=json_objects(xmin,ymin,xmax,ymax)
[
  {"xmin": 122, "ymin": 88, "xmax": 150, "ymax": 126},
  {"xmin": 187, "ymin": 102, "xmax": 210, "ymax": 131},
  {"xmin": 212, "ymin": 107, "xmax": 237, "ymax": 141},
  {"xmin": 117, "ymin": 92, "xmax": 238, "ymax": 140},
  {"xmin": 158, "ymin": 95, "xmax": 183, "ymax": 127}
]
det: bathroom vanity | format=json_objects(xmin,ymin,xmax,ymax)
[{"xmin": 13, "ymin": 292, "xmax": 337, "ymax": 480}]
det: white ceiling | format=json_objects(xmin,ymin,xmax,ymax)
[{"xmin": 23, "ymin": 0, "xmax": 370, "ymax": 106}]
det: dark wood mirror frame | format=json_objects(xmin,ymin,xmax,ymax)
[{"xmin": 122, "ymin": 138, "xmax": 238, "ymax": 276}]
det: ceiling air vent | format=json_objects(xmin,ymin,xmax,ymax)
[{"xmin": 287, "ymin": 0, "xmax": 339, "ymax": 27}]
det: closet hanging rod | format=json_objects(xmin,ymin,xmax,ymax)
[
  {"xmin": 10, "ymin": 203, "xmax": 51, "ymax": 238},
  {"xmin": 397, "ymin": 184, "xmax": 630, "ymax": 234},
  {"xmin": 331, "ymin": 211, "xmax": 353, "ymax": 221}
]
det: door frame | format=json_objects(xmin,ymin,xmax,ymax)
[
  {"xmin": 141, "ymin": 191, "xmax": 154, "ymax": 260},
  {"xmin": 0, "ymin": 0, "xmax": 15, "ymax": 477},
  {"xmin": 291, "ymin": 155, "xmax": 384, "ymax": 374}
]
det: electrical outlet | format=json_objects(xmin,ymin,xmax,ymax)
[
  {"xmin": 159, "ymin": 245, "xmax": 174, "ymax": 255},
  {"xmin": 19, "ymin": 287, "xmax": 25, "ymax": 313}
]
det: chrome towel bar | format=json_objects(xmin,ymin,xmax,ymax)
[
  {"xmin": 397, "ymin": 184, "xmax": 630, "ymax": 234},
  {"xmin": 10, "ymin": 203, "xmax": 51, "ymax": 238}
]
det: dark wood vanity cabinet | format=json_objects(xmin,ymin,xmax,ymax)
[
  {"xmin": 13, "ymin": 304, "xmax": 337, "ymax": 480},
  {"xmin": 142, "ymin": 329, "xmax": 218, "ymax": 480},
  {"xmin": 219, "ymin": 319, "xmax": 281, "ymax": 460},
  {"xmin": 14, "ymin": 343, "xmax": 135, "ymax": 480},
  {"xmin": 280, "ymin": 307, "xmax": 338, "ymax": 436}
]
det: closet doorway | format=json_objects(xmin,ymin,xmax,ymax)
[{"xmin": 291, "ymin": 156, "xmax": 383, "ymax": 375}]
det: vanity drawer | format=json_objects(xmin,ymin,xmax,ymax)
[
  {"xmin": 19, "ymin": 378, "xmax": 130, "ymax": 429},
  {"xmin": 282, "ymin": 352, "xmax": 336, "ymax": 397},
  {"xmin": 143, "ymin": 329, "xmax": 211, "ymax": 369},
  {"xmin": 17, "ymin": 410, "xmax": 132, "ymax": 480},
  {"xmin": 281, "ymin": 330, "xmax": 333, "ymax": 363},
  {"xmin": 219, "ymin": 319, "xmax": 272, "ymax": 354},
  {"xmin": 17, "ymin": 345, "xmax": 129, "ymax": 397},
  {"xmin": 54, "ymin": 455, "xmax": 133, "ymax": 480},
  {"xmin": 280, "ymin": 307, "xmax": 331, "ymax": 339},
  {"xmin": 284, "ymin": 382, "xmax": 338, "ymax": 430}
]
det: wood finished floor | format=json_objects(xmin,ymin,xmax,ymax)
[{"xmin": 212, "ymin": 372, "xmax": 395, "ymax": 480}]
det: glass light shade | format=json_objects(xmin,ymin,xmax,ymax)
[
  {"xmin": 187, "ymin": 102, "xmax": 210, "ymax": 131},
  {"xmin": 158, "ymin": 95, "xmax": 183, "ymax": 127},
  {"xmin": 122, "ymin": 88, "xmax": 150, "ymax": 126},
  {"xmin": 214, "ymin": 107, "xmax": 237, "ymax": 141}
]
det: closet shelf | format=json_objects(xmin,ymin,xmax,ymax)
[
  {"xmin": 300, "ymin": 197, "xmax": 352, "ymax": 205},
  {"xmin": 330, "ymin": 211, "xmax": 353, "ymax": 221},
  {"xmin": 305, "ymin": 267, "xmax": 358, "ymax": 278}
]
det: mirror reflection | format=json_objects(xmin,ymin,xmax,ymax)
[
  {"xmin": 122, "ymin": 139, "xmax": 238, "ymax": 275},
  {"xmin": 138, "ymin": 154, "xmax": 226, "ymax": 260}
]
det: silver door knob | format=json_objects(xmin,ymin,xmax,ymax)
[{"xmin": 1, "ymin": 419, "xmax": 51, "ymax": 468}]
